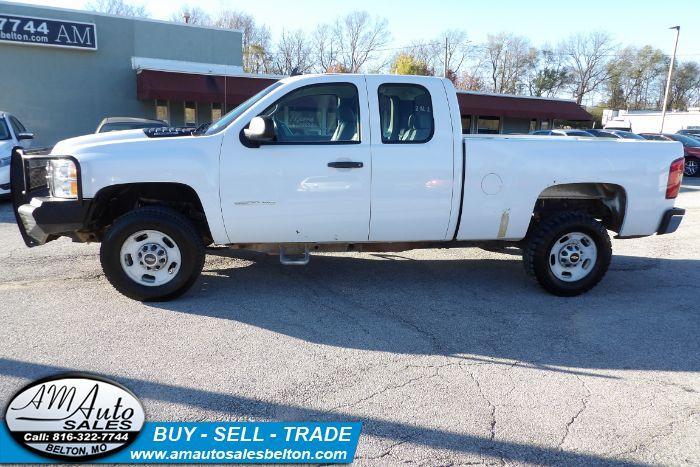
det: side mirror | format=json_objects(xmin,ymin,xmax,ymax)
[
  {"xmin": 17, "ymin": 132, "xmax": 34, "ymax": 141},
  {"xmin": 243, "ymin": 116, "xmax": 275, "ymax": 143}
]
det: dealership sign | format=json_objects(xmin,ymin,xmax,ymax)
[
  {"xmin": 0, "ymin": 13, "xmax": 97, "ymax": 50},
  {"xmin": 5, "ymin": 373, "xmax": 144, "ymax": 461}
]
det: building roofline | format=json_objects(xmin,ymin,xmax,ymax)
[
  {"xmin": 456, "ymin": 89, "xmax": 578, "ymax": 104},
  {"xmin": 132, "ymin": 58, "xmax": 286, "ymax": 80},
  {"xmin": 0, "ymin": 0, "xmax": 243, "ymax": 33}
]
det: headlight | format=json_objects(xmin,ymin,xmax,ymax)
[
  {"xmin": 47, "ymin": 159, "xmax": 78, "ymax": 198},
  {"xmin": 0, "ymin": 156, "xmax": 10, "ymax": 168}
]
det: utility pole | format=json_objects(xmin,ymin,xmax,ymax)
[
  {"xmin": 444, "ymin": 37, "xmax": 449, "ymax": 78},
  {"xmin": 660, "ymin": 26, "xmax": 680, "ymax": 133}
]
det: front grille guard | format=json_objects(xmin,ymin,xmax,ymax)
[{"xmin": 10, "ymin": 147, "xmax": 83, "ymax": 246}]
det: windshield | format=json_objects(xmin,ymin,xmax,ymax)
[
  {"xmin": 668, "ymin": 133, "xmax": 700, "ymax": 147},
  {"xmin": 205, "ymin": 82, "xmax": 283, "ymax": 135}
]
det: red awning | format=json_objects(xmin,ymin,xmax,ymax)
[
  {"xmin": 136, "ymin": 70, "xmax": 592, "ymax": 121},
  {"xmin": 457, "ymin": 92, "xmax": 591, "ymax": 121},
  {"xmin": 136, "ymin": 70, "xmax": 278, "ymax": 107}
]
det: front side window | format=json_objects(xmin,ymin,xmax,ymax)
[
  {"xmin": 0, "ymin": 118, "xmax": 10, "ymax": 140},
  {"xmin": 260, "ymin": 83, "xmax": 360, "ymax": 144},
  {"xmin": 378, "ymin": 84, "xmax": 434, "ymax": 143}
]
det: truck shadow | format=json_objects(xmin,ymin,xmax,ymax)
[
  {"xmin": 0, "ymin": 357, "xmax": 644, "ymax": 466},
  {"xmin": 155, "ymin": 250, "xmax": 699, "ymax": 374}
]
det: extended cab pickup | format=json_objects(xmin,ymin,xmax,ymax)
[{"xmin": 10, "ymin": 74, "xmax": 686, "ymax": 301}]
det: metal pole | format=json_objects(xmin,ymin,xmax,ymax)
[
  {"xmin": 444, "ymin": 37, "xmax": 448, "ymax": 78},
  {"xmin": 660, "ymin": 26, "xmax": 680, "ymax": 133}
]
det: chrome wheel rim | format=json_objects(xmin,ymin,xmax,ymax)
[
  {"xmin": 119, "ymin": 230, "xmax": 181, "ymax": 286},
  {"xmin": 549, "ymin": 232, "xmax": 597, "ymax": 282},
  {"xmin": 685, "ymin": 159, "xmax": 698, "ymax": 176}
]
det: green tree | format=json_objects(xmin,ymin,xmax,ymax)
[
  {"xmin": 390, "ymin": 53, "xmax": 433, "ymax": 76},
  {"xmin": 605, "ymin": 45, "xmax": 667, "ymax": 110},
  {"xmin": 669, "ymin": 62, "xmax": 700, "ymax": 111}
]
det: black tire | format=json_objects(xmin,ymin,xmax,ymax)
[
  {"xmin": 523, "ymin": 212, "xmax": 612, "ymax": 297},
  {"xmin": 100, "ymin": 207, "xmax": 205, "ymax": 301}
]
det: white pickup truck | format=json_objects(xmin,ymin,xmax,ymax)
[{"xmin": 10, "ymin": 74, "xmax": 686, "ymax": 301}]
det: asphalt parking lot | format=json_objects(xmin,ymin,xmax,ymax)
[{"xmin": 1, "ymin": 179, "xmax": 699, "ymax": 466}]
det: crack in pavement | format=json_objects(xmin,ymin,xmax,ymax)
[{"xmin": 558, "ymin": 375, "xmax": 591, "ymax": 450}]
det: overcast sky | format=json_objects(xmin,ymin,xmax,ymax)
[{"xmin": 4, "ymin": 0, "xmax": 700, "ymax": 59}]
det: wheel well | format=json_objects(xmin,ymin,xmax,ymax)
[
  {"xmin": 84, "ymin": 183, "xmax": 212, "ymax": 243},
  {"xmin": 532, "ymin": 183, "xmax": 627, "ymax": 233}
]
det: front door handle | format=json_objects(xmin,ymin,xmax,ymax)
[{"xmin": 328, "ymin": 161, "xmax": 363, "ymax": 169}]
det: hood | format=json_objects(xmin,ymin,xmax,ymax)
[{"xmin": 51, "ymin": 129, "xmax": 148, "ymax": 155}]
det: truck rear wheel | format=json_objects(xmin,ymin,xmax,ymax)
[
  {"xmin": 523, "ymin": 212, "xmax": 611, "ymax": 296},
  {"xmin": 100, "ymin": 207, "xmax": 205, "ymax": 301}
]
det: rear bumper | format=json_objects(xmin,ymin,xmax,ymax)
[{"xmin": 657, "ymin": 208, "xmax": 685, "ymax": 235}]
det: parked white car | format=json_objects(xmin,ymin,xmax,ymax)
[
  {"xmin": 1, "ymin": 112, "xmax": 33, "ymax": 199},
  {"xmin": 10, "ymin": 75, "xmax": 686, "ymax": 300}
]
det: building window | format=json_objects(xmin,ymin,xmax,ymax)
[
  {"xmin": 212, "ymin": 103, "xmax": 222, "ymax": 122},
  {"xmin": 477, "ymin": 116, "xmax": 500, "ymax": 134},
  {"xmin": 184, "ymin": 101, "xmax": 197, "ymax": 127},
  {"xmin": 529, "ymin": 119, "xmax": 537, "ymax": 132},
  {"xmin": 155, "ymin": 99, "xmax": 169, "ymax": 123},
  {"xmin": 540, "ymin": 120, "xmax": 550, "ymax": 130},
  {"xmin": 461, "ymin": 116, "xmax": 472, "ymax": 134}
]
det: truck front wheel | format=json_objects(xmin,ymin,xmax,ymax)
[
  {"xmin": 523, "ymin": 212, "xmax": 612, "ymax": 296},
  {"xmin": 100, "ymin": 207, "xmax": 205, "ymax": 301}
]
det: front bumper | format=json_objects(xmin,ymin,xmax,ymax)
[
  {"xmin": 657, "ymin": 208, "xmax": 685, "ymax": 235},
  {"xmin": 11, "ymin": 148, "xmax": 87, "ymax": 246},
  {"xmin": 17, "ymin": 197, "xmax": 89, "ymax": 246}
]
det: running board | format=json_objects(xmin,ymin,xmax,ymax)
[{"xmin": 279, "ymin": 246, "xmax": 310, "ymax": 266}]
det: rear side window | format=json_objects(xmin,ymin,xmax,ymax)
[
  {"xmin": 378, "ymin": 84, "xmax": 434, "ymax": 144},
  {"xmin": 0, "ymin": 119, "xmax": 10, "ymax": 140}
]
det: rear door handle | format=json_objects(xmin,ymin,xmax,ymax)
[{"xmin": 328, "ymin": 161, "xmax": 363, "ymax": 169}]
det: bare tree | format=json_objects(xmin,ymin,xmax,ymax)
[
  {"xmin": 440, "ymin": 29, "xmax": 472, "ymax": 75},
  {"xmin": 310, "ymin": 24, "xmax": 338, "ymax": 73},
  {"xmin": 168, "ymin": 5, "xmax": 211, "ymax": 25},
  {"xmin": 334, "ymin": 11, "xmax": 390, "ymax": 73},
  {"xmin": 559, "ymin": 31, "xmax": 615, "ymax": 105},
  {"xmin": 272, "ymin": 29, "xmax": 313, "ymax": 75},
  {"xmin": 85, "ymin": 0, "xmax": 148, "ymax": 17},
  {"xmin": 485, "ymin": 33, "xmax": 537, "ymax": 94},
  {"xmin": 215, "ymin": 10, "xmax": 272, "ymax": 73}
]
